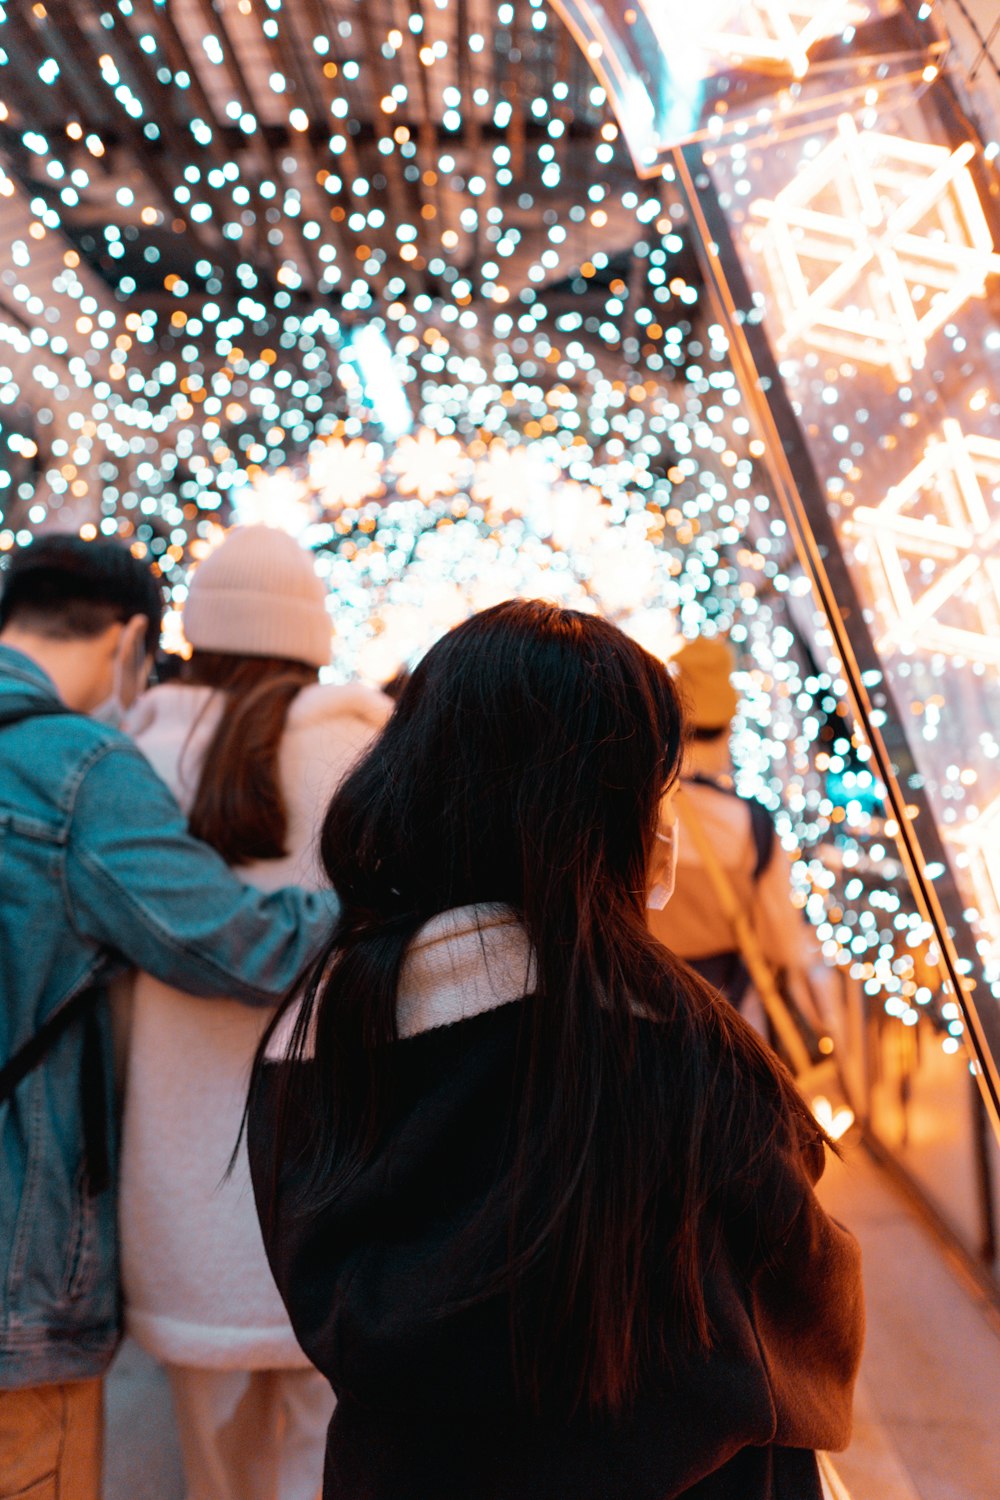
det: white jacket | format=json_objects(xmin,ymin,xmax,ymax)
[{"xmin": 119, "ymin": 679, "xmax": 391, "ymax": 1368}]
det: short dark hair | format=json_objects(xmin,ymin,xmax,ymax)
[{"xmin": 0, "ymin": 533, "xmax": 163, "ymax": 657}]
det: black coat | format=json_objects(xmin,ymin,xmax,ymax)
[{"xmin": 248, "ymin": 999, "xmax": 863, "ymax": 1500}]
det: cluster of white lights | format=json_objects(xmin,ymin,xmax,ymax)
[
  {"xmin": 0, "ymin": 0, "xmax": 963, "ymax": 1061},
  {"xmin": 679, "ymin": 0, "xmax": 872, "ymax": 80}
]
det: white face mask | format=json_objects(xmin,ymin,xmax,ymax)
[
  {"xmin": 91, "ymin": 695, "xmax": 126, "ymax": 728},
  {"xmin": 92, "ymin": 625, "xmax": 148, "ymax": 729},
  {"xmin": 91, "ymin": 667, "xmax": 127, "ymax": 729},
  {"xmin": 647, "ymin": 824, "xmax": 678, "ymax": 911}
]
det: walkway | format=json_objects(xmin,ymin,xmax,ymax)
[{"xmin": 817, "ymin": 1146, "xmax": 1000, "ymax": 1500}]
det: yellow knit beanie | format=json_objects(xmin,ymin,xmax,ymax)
[{"xmin": 672, "ymin": 637, "xmax": 738, "ymax": 733}]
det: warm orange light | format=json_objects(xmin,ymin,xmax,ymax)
[{"xmin": 752, "ymin": 118, "xmax": 1000, "ymax": 380}]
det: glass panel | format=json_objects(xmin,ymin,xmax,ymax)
[
  {"xmin": 554, "ymin": 0, "xmax": 1000, "ymax": 1264},
  {"xmin": 549, "ymin": 0, "xmax": 928, "ymax": 169}
]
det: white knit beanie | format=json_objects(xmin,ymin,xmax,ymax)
[{"xmin": 183, "ymin": 525, "xmax": 331, "ymax": 668}]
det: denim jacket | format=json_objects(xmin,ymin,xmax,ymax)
[{"xmin": 0, "ymin": 645, "xmax": 338, "ymax": 1388}]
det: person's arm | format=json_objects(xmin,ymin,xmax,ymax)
[
  {"xmin": 741, "ymin": 1114, "xmax": 864, "ymax": 1453},
  {"xmin": 63, "ymin": 739, "xmax": 337, "ymax": 1003}
]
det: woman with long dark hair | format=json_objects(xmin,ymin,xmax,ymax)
[{"xmin": 248, "ymin": 599, "xmax": 863, "ymax": 1500}]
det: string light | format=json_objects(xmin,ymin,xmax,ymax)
[
  {"xmin": 0, "ymin": 0, "xmax": 970, "ymax": 1064},
  {"xmin": 310, "ymin": 438, "xmax": 386, "ymax": 511},
  {"xmin": 391, "ymin": 429, "xmax": 464, "ymax": 502},
  {"xmin": 947, "ymin": 793, "xmax": 1000, "ymax": 946}
]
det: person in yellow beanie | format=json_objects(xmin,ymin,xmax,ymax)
[
  {"xmin": 670, "ymin": 637, "xmax": 740, "ymax": 735},
  {"xmin": 648, "ymin": 636, "xmax": 810, "ymax": 1012}
]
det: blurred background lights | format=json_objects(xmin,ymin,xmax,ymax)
[{"xmin": 0, "ymin": 0, "xmax": 988, "ymax": 1096}]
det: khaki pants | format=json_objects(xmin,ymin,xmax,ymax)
[
  {"xmin": 167, "ymin": 1365, "xmax": 332, "ymax": 1500},
  {"xmin": 0, "ymin": 1379, "xmax": 102, "ymax": 1500}
]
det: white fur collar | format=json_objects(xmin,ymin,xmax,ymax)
[
  {"xmin": 396, "ymin": 904, "xmax": 535, "ymax": 1037},
  {"xmin": 266, "ymin": 904, "xmax": 534, "ymax": 1061},
  {"xmin": 129, "ymin": 678, "xmax": 389, "ymax": 740}
]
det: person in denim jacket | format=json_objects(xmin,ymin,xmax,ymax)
[{"xmin": 0, "ymin": 534, "xmax": 337, "ymax": 1500}]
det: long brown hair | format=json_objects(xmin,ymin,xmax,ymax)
[
  {"xmin": 250, "ymin": 600, "xmax": 826, "ymax": 1416},
  {"xmin": 183, "ymin": 650, "xmax": 318, "ymax": 866}
]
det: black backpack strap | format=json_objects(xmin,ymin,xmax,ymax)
[
  {"xmin": 748, "ymin": 800, "xmax": 775, "ymax": 881},
  {"xmin": 0, "ymin": 985, "xmax": 99, "ymax": 1106},
  {"xmin": 79, "ymin": 998, "xmax": 111, "ymax": 1195},
  {"xmin": 0, "ymin": 986, "xmax": 108, "ymax": 1197},
  {"xmin": 686, "ymin": 775, "xmax": 776, "ymax": 881}
]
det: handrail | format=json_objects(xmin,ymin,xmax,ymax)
[{"xmin": 818, "ymin": 1453, "xmax": 853, "ymax": 1500}]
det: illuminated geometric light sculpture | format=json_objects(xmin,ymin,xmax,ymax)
[
  {"xmin": 946, "ymin": 792, "xmax": 1000, "ymax": 944},
  {"xmin": 310, "ymin": 437, "xmax": 386, "ymax": 512},
  {"xmin": 751, "ymin": 117, "xmax": 1000, "ymax": 380},
  {"xmin": 850, "ymin": 419, "xmax": 1000, "ymax": 663},
  {"xmin": 391, "ymin": 428, "xmax": 463, "ymax": 502},
  {"xmin": 696, "ymin": 0, "xmax": 870, "ymax": 79}
]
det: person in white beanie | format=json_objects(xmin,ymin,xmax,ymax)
[{"xmin": 119, "ymin": 525, "xmax": 391, "ymax": 1500}]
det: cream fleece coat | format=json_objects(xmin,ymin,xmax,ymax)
[{"xmin": 119, "ymin": 679, "xmax": 391, "ymax": 1368}]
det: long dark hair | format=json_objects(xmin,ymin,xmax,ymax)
[
  {"xmin": 252, "ymin": 599, "xmax": 823, "ymax": 1414},
  {"xmin": 183, "ymin": 650, "xmax": 318, "ymax": 866}
]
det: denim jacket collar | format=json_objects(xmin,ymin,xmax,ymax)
[{"xmin": 0, "ymin": 642, "xmax": 62, "ymax": 707}]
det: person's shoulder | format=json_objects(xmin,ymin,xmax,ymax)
[
  {"xmin": 3, "ymin": 697, "xmax": 132, "ymax": 763},
  {"xmin": 287, "ymin": 680, "xmax": 393, "ymax": 734},
  {"xmin": 127, "ymin": 679, "xmax": 208, "ymax": 729},
  {"xmin": 68, "ymin": 717, "xmax": 171, "ymax": 796},
  {"xmin": 685, "ymin": 776, "xmax": 750, "ymax": 828},
  {"xmin": 125, "ymin": 680, "xmax": 215, "ymax": 753},
  {"xmin": 0, "ymin": 704, "xmax": 159, "ymax": 830}
]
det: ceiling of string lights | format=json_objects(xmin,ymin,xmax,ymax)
[
  {"xmin": 0, "ymin": 0, "xmax": 708, "ymax": 518},
  {"xmin": 2, "ymin": 0, "xmax": 974, "ymax": 1066}
]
